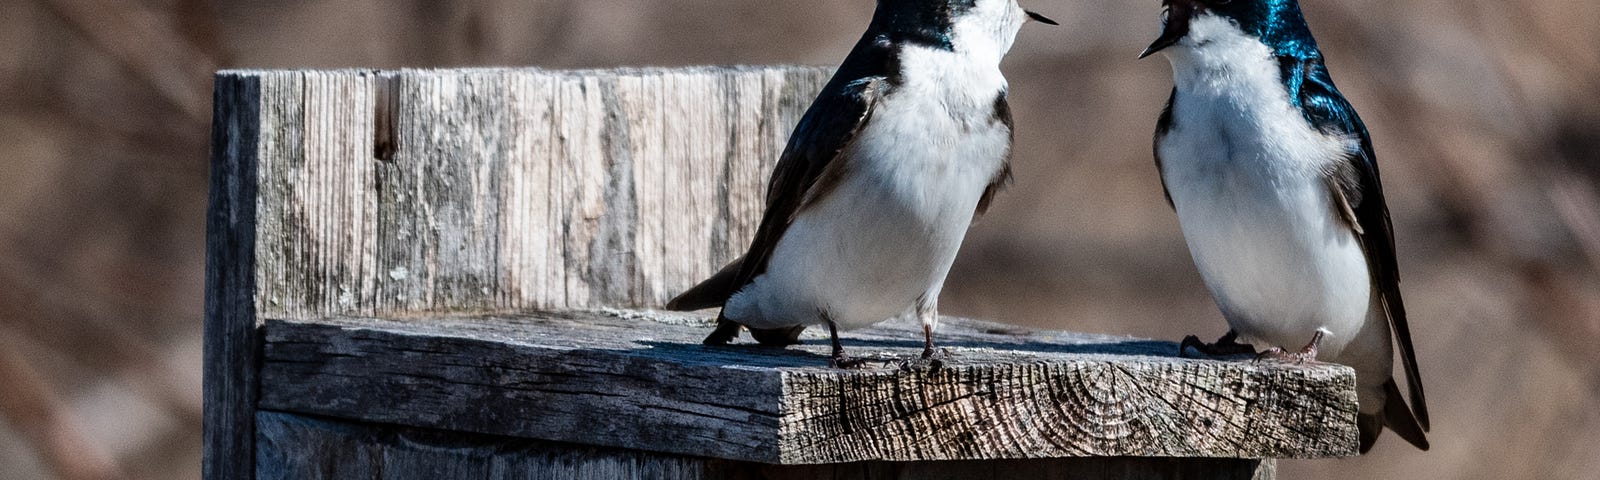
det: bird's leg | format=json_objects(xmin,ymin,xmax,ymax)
[
  {"xmin": 899, "ymin": 303, "xmax": 948, "ymax": 371},
  {"xmin": 1179, "ymin": 330, "xmax": 1257, "ymax": 358},
  {"xmin": 824, "ymin": 313, "xmax": 867, "ymax": 369},
  {"xmin": 1254, "ymin": 329, "xmax": 1326, "ymax": 364}
]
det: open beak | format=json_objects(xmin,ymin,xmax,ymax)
[
  {"xmin": 1139, "ymin": 1, "xmax": 1195, "ymax": 58},
  {"xmin": 1026, "ymin": 10, "xmax": 1059, "ymax": 26}
]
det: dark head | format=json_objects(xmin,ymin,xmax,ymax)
[
  {"xmin": 1139, "ymin": 0, "xmax": 1320, "ymax": 59},
  {"xmin": 870, "ymin": 0, "xmax": 1057, "ymax": 52}
]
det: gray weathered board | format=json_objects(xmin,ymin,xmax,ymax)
[
  {"xmin": 260, "ymin": 309, "xmax": 1358, "ymax": 464},
  {"xmin": 257, "ymin": 411, "xmax": 1275, "ymax": 480},
  {"xmin": 208, "ymin": 67, "xmax": 1357, "ymax": 480},
  {"xmin": 207, "ymin": 66, "xmax": 831, "ymax": 479}
]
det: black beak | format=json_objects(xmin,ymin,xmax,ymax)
[
  {"xmin": 1026, "ymin": 10, "xmax": 1059, "ymax": 26},
  {"xmin": 1140, "ymin": 1, "xmax": 1194, "ymax": 58}
]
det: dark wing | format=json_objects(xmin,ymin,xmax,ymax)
[
  {"xmin": 1289, "ymin": 58, "xmax": 1428, "ymax": 430},
  {"xmin": 742, "ymin": 76, "xmax": 887, "ymax": 283},
  {"xmin": 1152, "ymin": 88, "xmax": 1176, "ymax": 208},
  {"xmin": 665, "ymin": 74, "xmax": 888, "ymax": 310},
  {"xmin": 977, "ymin": 92, "xmax": 1016, "ymax": 216}
]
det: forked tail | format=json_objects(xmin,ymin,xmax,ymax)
[{"xmin": 1358, "ymin": 378, "xmax": 1430, "ymax": 452}]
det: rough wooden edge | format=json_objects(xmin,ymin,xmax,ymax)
[
  {"xmin": 255, "ymin": 311, "xmax": 1360, "ymax": 465},
  {"xmin": 256, "ymin": 411, "xmax": 1276, "ymax": 480},
  {"xmin": 203, "ymin": 71, "xmax": 264, "ymax": 480},
  {"xmin": 774, "ymin": 361, "xmax": 1353, "ymax": 463}
]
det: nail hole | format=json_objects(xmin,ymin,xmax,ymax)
[{"xmin": 373, "ymin": 72, "xmax": 399, "ymax": 162}]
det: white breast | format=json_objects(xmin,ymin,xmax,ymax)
[
  {"xmin": 1158, "ymin": 15, "xmax": 1372, "ymax": 355},
  {"xmin": 724, "ymin": 44, "xmax": 1011, "ymax": 330}
]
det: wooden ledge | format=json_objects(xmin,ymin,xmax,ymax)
[{"xmin": 258, "ymin": 310, "xmax": 1358, "ymax": 464}]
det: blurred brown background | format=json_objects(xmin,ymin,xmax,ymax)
[{"xmin": 0, "ymin": 0, "xmax": 1596, "ymax": 479}]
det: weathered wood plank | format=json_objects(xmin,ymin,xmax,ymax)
[
  {"xmin": 233, "ymin": 67, "xmax": 831, "ymax": 321},
  {"xmin": 258, "ymin": 309, "xmax": 1360, "ymax": 465},
  {"xmin": 256, "ymin": 411, "xmax": 1276, "ymax": 480},
  {"xmin": 208, "ymin": 67, "xmax": 832, "ymax": 480}
]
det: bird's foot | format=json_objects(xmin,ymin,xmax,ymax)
[
  {"xmin": 898, "ymin": 347, "xmax": 952, "ymax": 372},
  {"xmin": 829, "ymin": 353, "xmax": 871, "ymax": 370},
  {"xmin": 1253, "ymin": 347, "xmax": 1314, "ymax": 364},
  {"xmin": 821, "ymin": 315, "xmax": 869, "ymax": 369},
  {"xmin": 1253, "ymin": 330, "xmax": 1325, "ymax": 365},
  {"xmin": 1179, "ymin": 332, "xmax": 1257, "ymax": 358}
]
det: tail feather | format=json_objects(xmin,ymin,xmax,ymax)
[
  {"xmin": 674, "ymin": 256, "xmax": 806, "ymax": 348},
  {"xmin": 1358, "ymin": 379, "xmax": 1430, "ymax": 453},
  {"xmin": 666, "ymin": 257, "xmax": 745, "ymax": 311},
  {"xmin": 1383, "ymin": 294, "xmax": 1430, "ymax": 430}
]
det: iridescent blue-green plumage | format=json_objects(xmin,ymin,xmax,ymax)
[
  {"xmin": 1150, "ymin": 0, "xmax": 1429, "ymax": 452},
  {"xmin": 1283, "ymin": 54, "xmax": 1430, "ymax": 444},
  {"xmin": 1205, "ymin": 0, "xmax": 1321, "ymax": 59}
]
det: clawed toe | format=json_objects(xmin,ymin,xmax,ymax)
[
  {"xmin": 830, "ymin": 355, "xmax": 871, "ymax": 369},
  {"xmin": 898, "ymin": 348, "xmax": 951, "ymax": 371},
  {"xmin": 1248, "ymin": 329, "xmax": 1324, "ymax": 363},
  {"xmin": 1252, "ymin": 330, "xmax": 1325, "ymax": 365},
  {"xmin": 897, "ymin": 357, "xmax": 941, "ymax": 371},
  {"xmin": 1253, "ymin": 347, "xmax": 1318, "ymax": 364},
  {"xmin": 1254, "ymin": 347, "xmax": 1293, "ymax": 363}
]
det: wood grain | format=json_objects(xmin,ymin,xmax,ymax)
[
  {"xmin": 257, "ymin": 411, "xmax": 1277, "ymax": 480},
  {"xmin": 239, "ymin": 67, "xmax": 829, "ymax": 319},
  {"xmin": 207, "ymin": 67, "xmax": 830, "ymax": 480},
  {"xmin": 258, "ymin": 309, "xmax": 1360, "ymax": 464}
]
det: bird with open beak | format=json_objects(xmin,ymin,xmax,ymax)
[
  {"xmin": 666, "ymin": 0, "xmax": 1055, "ymax": 368},
  {"xmin": 1142, "ymin": 0, "xmax": 1430, "ymax": 453}
]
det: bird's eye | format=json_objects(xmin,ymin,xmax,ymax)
[{"xmin": 1160, "ymin": 6, "xmax": 1171, "ymax": 25}]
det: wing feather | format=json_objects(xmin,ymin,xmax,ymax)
[
  {"xmin": 1153, "ymin": 88, "xmax": 1177, "ymax": 209},
  {"xmin": 1289, "ymin": 58, "xmax": 1429, "ymax": 430},
  {"xmin": 665, "ymin": 69, "xmax": 888, "ymax": 310},
  {"xmin": 737, "ymin": 77, "xmax": 887, "ymax": 286},
  {"xmin": 977, "ymin": 92, "xmax": 1016, "ymax": 216}
]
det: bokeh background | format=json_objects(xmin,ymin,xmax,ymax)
[{"xmin": 1, "ymin": 0, "xmax": 1596, "ymax": 478}]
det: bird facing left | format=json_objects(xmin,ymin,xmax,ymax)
[
  {"xmin": 664, "ymin": 0, "xmax": 1056, "ymax": 368},
  {"xmin": 1141, "ymin": 0, "xmax": 1429, "ymax": 453}
]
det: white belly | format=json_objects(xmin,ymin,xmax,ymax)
[
  {"xmin": 725, "ymin": 75, "xmax": 1010, "ymax": 330},
  {"xmin": 1165, "ymin": 152, "xmax": 1372, "ymax": 354}
]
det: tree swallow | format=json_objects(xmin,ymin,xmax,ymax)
[
  {"xmin": 666, "ymin": 0, "xmax": 1055, "ymax": 368},
  {"xmin": 1142, "ymin": 0, "xmax": 1429, "ymax": 452}
]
